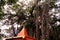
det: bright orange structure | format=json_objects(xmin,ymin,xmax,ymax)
[
  {"xmin": 17, "ymin": 28, "xmax": 28, "ymax": 37},
  {"xmin": 4, "ymin": 28, "xmax": 36, "ymax": 40},
  {"xmin": 17, "ymin": 28, "xmax": 36, "ymax": 40}
]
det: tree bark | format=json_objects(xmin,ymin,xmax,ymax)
[{"xmin": 41, "ymin": 4, "xmax": 50, "ymax": 40}]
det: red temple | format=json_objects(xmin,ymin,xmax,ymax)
[
  {"xmin": 17, "ymin": 28, "xmax": 28, "ymax": 37},
  {"xmin": 17, "ymin": 28, "xmax": 36, "ymax": 40},
  {"xmin": 4, "ymin": 28, "xmax": 36, "ymax": 40}
]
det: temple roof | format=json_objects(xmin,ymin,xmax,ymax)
[{"xmin": 17, "ymin": 28, "xmax": 28, "ymax": 37}]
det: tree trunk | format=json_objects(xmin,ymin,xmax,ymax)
[
  {"xmin": 41, "ymin": 4, "xmax": 50, "ymax": 40},
  {"xmin": 34, "ymin": 0, "xmax": 40, "ymax": 40},
  {"xmin": 35, "ymin": 12, "xmax": 40, "ymax": 40}
]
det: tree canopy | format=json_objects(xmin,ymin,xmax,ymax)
[{"xmin": 0, "ymin": 0, "xmax": 60, "ymax": 40}]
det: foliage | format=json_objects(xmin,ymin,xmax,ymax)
[
  {"xmin": 0, "ymin": 0, "xmax": 5, "ymax": 6},
  {"xmin": 7, "ymin": 0, "xmax": 18, "ymax": 5},
  {"xmin": 0, "ymin": 12, "xmax": 4, "ymax": 19},
  {"xmin": 0, "ymin": 0, "xmax": 60, "ymax": 40}
]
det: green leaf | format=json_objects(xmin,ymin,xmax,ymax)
[
  {"xmin": 0, "ymin": 12, "xmax": 4, "ymax": 19},
  {"xmin": 7, "ymin": 0, "xmax": 18, "ymax": 5},
  {"xmin": 12, "ymin": 4, "xmax": 20, "ymax": 10},
  {"xmin": 0, "ymin": 0, "xmax": 5, "ymax": 6}
]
